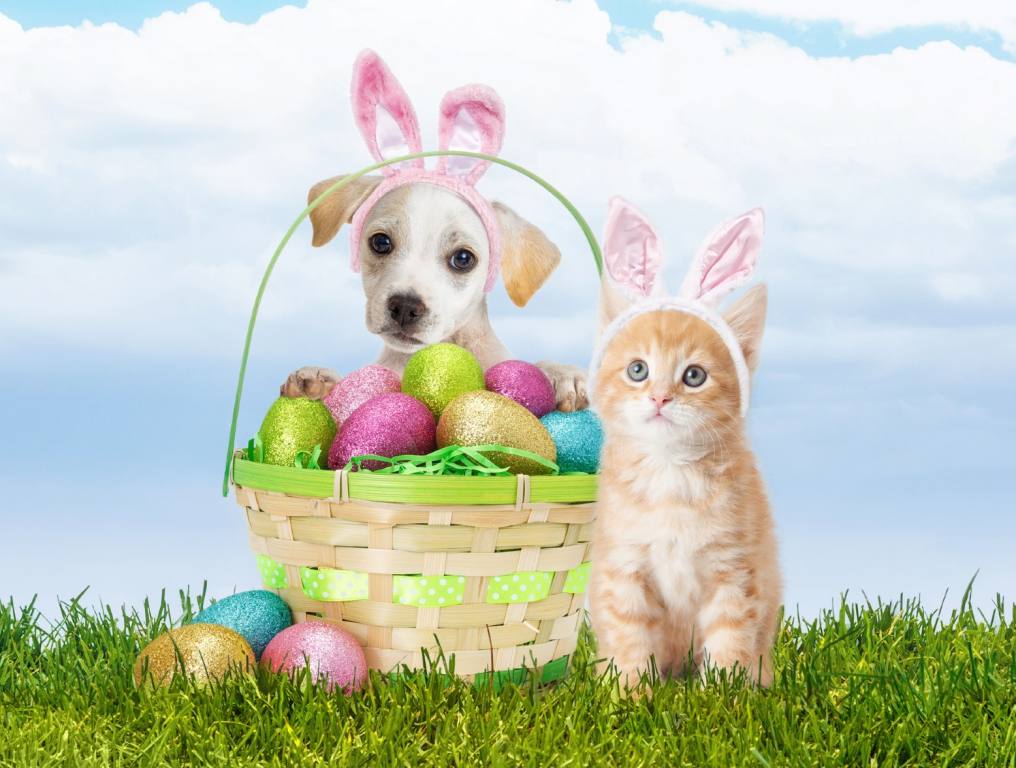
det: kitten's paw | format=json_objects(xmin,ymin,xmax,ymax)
[
  {"xmin": 536, "ymin": 361, "xmax": 588, "ymax": 412},
  {"xmin": 280, "ymin": 366, "xmax": 340, "ymax": 400}
]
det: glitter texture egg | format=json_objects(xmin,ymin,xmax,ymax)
[
  {"xmin": 484, "ymin": 360, "xmax": 555, "ymax": 417},
  {"xmin": 541, "ymin": 409, "xmax": 603, "ymax": 474},
  {"xmin": 133, "ymin": 624, "xmax": 255, "ymax": 687},
  {"xmin": 328, "ymin": 392, "xmax": 436, "ymax": 470},
  {"xmin": 259, "ymin": 397, "xmax": 336, "ymax": 467},
  {"xmin": 322, "ymin": 365, "xmax": 401, "ymax": 428},
  {"xmin": 261, "ymin": 622, "xmax": 367, "ymax": 694},
  {"xmin": 402, "ymin": 343, "xmax": 485, "ymax": 417},
  {"xmin": 437, "ymin": 390, "xmax": 557, "ymax": 475},
  {"xmin": 193, "ymin": 590, "xmax": 292, "ymax": 660}
]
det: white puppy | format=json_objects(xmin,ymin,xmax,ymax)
[{"xmin": 281, "ymin": 50, "xmax": 587, "ymax": 410}]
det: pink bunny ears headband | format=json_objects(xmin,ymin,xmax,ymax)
[
  {"xmin": 589, "ymin": 197, "xmax": 765, "ymax": 416},
  {"xmin": 348, "ymin": 50, "xmax": 506, "ymax": 292}
]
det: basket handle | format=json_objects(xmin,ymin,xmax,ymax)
[{"xmin": 223, "ymin": 149, "xmax": 604, "ymax": 496}]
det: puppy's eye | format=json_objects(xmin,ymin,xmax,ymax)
[
  {"xmin": 449, "ymin": 249, "xmax": 476, "ymax": 272},
  {"xmin": 682, "ymin": 365, "xmax": 707, "ymax": 388},
  {"xmin": 626, "ymin": 360, "xmax": 649, "ymax": 382},
  {"xmin": 369, "ymin": 233, "xmax": 393, "ymax": 255}
]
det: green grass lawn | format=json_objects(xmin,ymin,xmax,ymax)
[{"xmin": 2, "ymin": 586, "xmax": 1014, "ymax": 767}]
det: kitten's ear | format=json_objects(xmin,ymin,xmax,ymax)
[
  {"xmin": 307, "ymin": 175, "xmax": 382, "ymax": 247},
  {"xmin": 599, "ymin": 196, "xmax": 664, "ymax": 326},
  {"xmin": 723, "ymin": 284, "xmax": 767, "ymax": 374}
]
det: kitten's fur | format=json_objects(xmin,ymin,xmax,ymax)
[{"xmin": 590, "ymin": 283, "xmax": 781, "ymax": 688}]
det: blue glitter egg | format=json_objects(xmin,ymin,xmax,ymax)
[
  {"xmin": 540, "ymin": 410, "xmax": 603, "ymax": 474},
  {"xmin": 193, "ymin": 590, "xmax": 292, "ymax": 660}
]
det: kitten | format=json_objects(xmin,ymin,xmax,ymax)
[{"xmin": 589, "ymin": 198, "xmax": 781, "ymax": 689}]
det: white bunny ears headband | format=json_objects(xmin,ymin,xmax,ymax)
[
  {"xmin": 589, "ymin": 197, "xmax": 765, "ymax": 416},
  {"xmin": 348, "ymin": 50, "xmax": 506, "ymax": 292}
]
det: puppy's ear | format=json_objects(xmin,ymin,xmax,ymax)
[
  {"xmin": 723, "ymin": 283, "xmax": 767, "ymax": 374},
  {"xmin": 307, "ymin": 175, "xmax": 382, "ymax": 247},
  {"xmin": 493, "ymin": 202, "xmax": 561, "ymax": 307}
]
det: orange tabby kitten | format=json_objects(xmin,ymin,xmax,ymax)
[{"xmin": 589, "ymin": 198, "xmax": 781, "ymax": 688}]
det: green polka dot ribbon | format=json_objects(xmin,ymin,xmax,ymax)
[
  {"xmin": 393, "ymin": 575, "xmax": 466, "ymax": 607},
  {"xmin": 486, "ymin": 572, "xmax": 553, "ymax": 604},
  {"xmin": 301, "ymin": 567, "xmax": 368, "ymax": 602},
  {"xmin": 563, "ymin": 562, "xmax": 591, "ymax": 594},
  {"xmin": 256, "ymin": 554, "xmax": 288, "ymax": 589},
  {"xmin": 255, "ymin": 556, "xmax": 592, "ymax": 604}
]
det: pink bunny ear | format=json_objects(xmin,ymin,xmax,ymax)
[
  {"xmin": 602, "ymin": 196, "xmax": 664, "ymax": 299},
  {"xmin": 679, "ymin": 208, "xmax": 764, "ymax": 304},
  {"xmin": 350, "ymin": 50, "xmax": 423, "ymax": 174},
  {"xmin": 435, "ymin": 85, "xmax": 505, "ymax": 185}
]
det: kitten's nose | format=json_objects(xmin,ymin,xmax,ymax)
[
  {"xmin": 387, "ymin": 293, "xmax": 427, "ymax": 330},
  {"xmin": 651, "ymin": 394, "xmax": 673, "ymax": 410}
]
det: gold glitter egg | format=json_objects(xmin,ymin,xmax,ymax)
[
  {"xmin": 259, "ymin": 396, "xmax": 336, "ymax": 467},
  {"xmin": 133, "ymin": 623, "xmax": 255, "ymax": 687},
  {"xmin": 437, "ymin": 390, "xmax": 557, "ymax": 474},
  {"xmin": 402, "ymin": 343, "xmax": 485, "ymax": 417}
]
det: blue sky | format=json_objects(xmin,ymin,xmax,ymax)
[{"xmin": 1, "ymin": 0, "xmax": 1014, "ymax": 619}]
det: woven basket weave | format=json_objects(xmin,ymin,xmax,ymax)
[
  {"xmin": 223, "ymin": 150, "xmax": 602, "ymax": 683},
  {"xmin": 234, "ymin": 462, "xmax": 595, "ymax": 681}
]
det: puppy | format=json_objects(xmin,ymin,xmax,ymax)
[{"xmin": 281, "ymin": 50, "xmax": 587, "ymax": 410}]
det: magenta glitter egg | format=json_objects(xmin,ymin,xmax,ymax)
[
  {"xmin": 328, "ymin": 392, "xmax": 436, "ymax": 470},
  {"xmin": 260, "ymin": 622, "xmax": 367, "ymax": 694},
  {"xmin": 483, "ymin": 360, "xmax": 555, "ymax": 417},
  {"xmin": 323, "ymin": 364, "xmax": 402, "ymax": 428}
]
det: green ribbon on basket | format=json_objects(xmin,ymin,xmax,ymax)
[
  {"xmin": 223, "ymin": 150, "xmax": 603, "ymax": 496},
  {"xmin": 344, "ymin": 444, "xmax": 559, "ymax": 476}
]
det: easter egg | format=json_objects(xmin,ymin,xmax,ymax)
[
  {"xmin": 193, "ymin": 590, "xmax": 292, "ymax": 660},
  {"xmin": 484, "ymin": 360, "xmax": 555, "ymax": 417},
  {"xmin": 402, "ymin": 343, "xmax": 485, "ymax": 417},
  {"xmin": 259, "ymin": 397, "xmax": 336, "ymax": 467},
  {"xmin": 133, "ymin": 624, "xmax": 254, "ymax": 687},
  {"xmin": 541, "ymin": 410, "xmax": 603, "ymax": 474},
  {"xmin": 322, "ymin": 365, "xmax": 401, "ymax": 428},
  {"xmin": 437, "ymin": 390, "xmax": 557, "ymax": 475},
  {"xmin": 261, "ymin": 622, "xmax": 367, "ymax": 694},
  {"xmin": 328, "ymin": 392, "xmax": 436, "ymax": 470}
]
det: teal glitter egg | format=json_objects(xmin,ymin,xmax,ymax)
[
  {"xmin": 540, "ymin": 410, "xmax": 603, "ymax": 474},
  {"xmin": 193, "ymin": 590, "xmax": 292, "ymax": 660}
]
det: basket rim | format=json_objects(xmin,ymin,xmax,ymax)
[{"xmin": 233, "ymin": 457, "xmax": 597, "ymax": 505}]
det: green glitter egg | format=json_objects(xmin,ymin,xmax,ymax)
[
  {"xmin": 259, "ymin": 397, "xmax": 336, "ymax": 467},
  {"xmin": 402, "ymin": 343, "xmax": 485, "ymax": 417},
  {"xmin": 437, "ymin": 390, "xmax": 557, "ymax": 475}
]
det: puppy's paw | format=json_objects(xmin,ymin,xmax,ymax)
[
  {"xmin": 536, "ymin": 361, "xmax": 588, "ymax": 412},
  {"xmin": 280, "ymin": 366, "xmax": 341, "ymax": 400}
]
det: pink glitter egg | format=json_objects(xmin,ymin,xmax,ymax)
[
  {"xmin": 323, "ymin": 364, "xmax": 402, "ymax": 428},
  {"xmin": 260, "ymin": 622, "xmax": 367, "ymax": 694},
  {"xmin": 483, "ymin": 360, "xmax": 556, "ymax": 417},
  {"xmin": 328, "ymin": 392, "xmax": 436, "ymax": 470}
]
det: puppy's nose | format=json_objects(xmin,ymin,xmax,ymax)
[{"xmin": 387, "ymin": 293, "xmax": 427, "ymax": 329}]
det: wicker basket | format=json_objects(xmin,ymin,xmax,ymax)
[{"xmin": 224, "ymin": 150, "xmax": 603, "ymax": 683}]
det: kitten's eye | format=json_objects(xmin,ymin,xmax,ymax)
[
  {"xmin": 626, "ymin": 360, "xmax": 649, "ymax": 382},
  {"xmin": 682, "ymin": 365, "xmax": 707, "ymax": 388},
  {"xmin": 369, "ymin": 232, "xmax": 393, "ymax": 255},
  {"xmin": 449, "ymin": 248, "xmax": 477, "ymax": 272}
]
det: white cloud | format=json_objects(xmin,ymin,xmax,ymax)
[
  {"xmin": 663, "ymin": 0, "xmax": 1016, "ymax": 53},
  {"xmin": 0, "ymin": 0, "xmax": 1014, "ymax": 379},
  {"xmin": 930, "ymin": 272, "xmax": 984, "ymax": 302}
]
